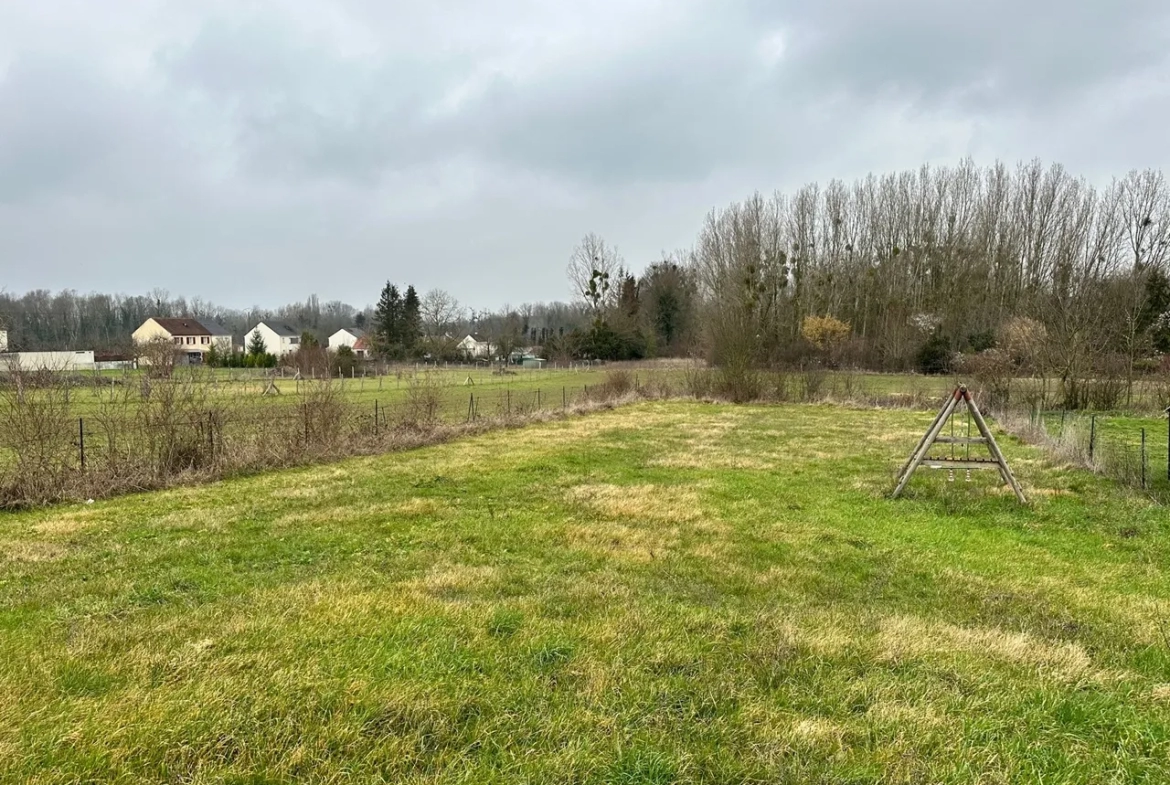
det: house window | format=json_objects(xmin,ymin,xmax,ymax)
[
  {"xmin": 173, "ymin": 337, "xmax": 182, "ymax": 345},
  {"xmin": 187, "ymin": 337, "xmax": 195, "ymax": 345},
  {"xmin": 289, "ymin": 337, "xmax": 300, "ymax": 345},
  {"xmin": 201, "ymin": 336, "xmax": 209, "ymax": 345}
]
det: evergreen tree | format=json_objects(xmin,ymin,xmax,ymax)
[
  {"xmin": 247, "ymin": 331, "xmax": 267, "ymax": 357},
  {"xmin": 374, "ymin": 282, "xmax": 403, "ymax": 358},
  {"xmin": 403, "ymin": 285, "xmax": 422, "ymax": 356}
]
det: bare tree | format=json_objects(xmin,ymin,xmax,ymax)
[
  {"xmin": 420, "ymin": 289, "xmax": 464, "ymax": 337},
  {"xmin": 567, "ymin": 233, "xmax": 623, "ymax": 309}
]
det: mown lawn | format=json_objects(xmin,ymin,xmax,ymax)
[{"xmin": 1, "ymin": 401, "xmax": 1168, "ymax": 783}]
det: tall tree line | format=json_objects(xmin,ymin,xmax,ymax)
[{"xmin": 690, "ymin": 159, "xmax": 1170, "ymax": 379}]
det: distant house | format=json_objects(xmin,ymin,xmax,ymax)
[
  {"xmin": 132, "ymin": 317, "xmax": 233, "ymax": 365},
  {"xmin": 351, "ymin": 335, "xmax": 371, "ymax": 359},
  {"xmin": 457, "ymin": 334, "xmax": 494, "ymax": 359},
  {"xmin": 246, "ymin": 322, "xmax": 301, "ymax": 357},
  {"xmin": 0, "ymin": 329, "xmax": 7, "ymax": 353},
  {"xmin": 328, "ymin": 327, "xmax": 366, "ymax": 353}
]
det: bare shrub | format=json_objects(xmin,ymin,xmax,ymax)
[
  {"xmin": 138, "ymin": 337, "xmax": 181, "ymax": 379},
  {"xmin": 765, "ymin": 367, "xmax": 791, "ymax": 402},
  {"xmin": 682, "ymin": 362, "xmax": 716, "ymax": 398},
  {"xmin": 958, "ymin": 349, "xmax": 1013, "ymax": 408},
  {"xmin": 402, "ymin": 372, "xmax": 445, "ymax": 428},
  {"xmin": 135, "ymin": 371, "xmax": 217, "ymax": 476},
  {"xmin": 600, "ymin": 369, "xmax": 634, "ymax": 398},
  {"xmin": 299, "ymin": 380, "xmax": 345, "ymax": 450},
  {"xmin": 797, "ymin": 364, "xmax": 828, "ymax": 402},
  {"xmin": 0, "ymin": 366, "xmax": 77, "ymax": 506}
]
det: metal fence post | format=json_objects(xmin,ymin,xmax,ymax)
[
  {"xmin": 1089, "ymin": 414, "xmax": 1096, "ymax": 460},
  {"xmin": 562, "ymin": 386, "xmax": 566, "ymax": 409},
  {"xmin": 374, "ymin": 400, "xmax": 379, "ymax": 436},
  {"xmin": 1141, "ymin": 428, "xmax": 1147, "ymax": 489},
  {"xmin": 79, "ymin": 417, "xmax": 85, "ymax": 471}
]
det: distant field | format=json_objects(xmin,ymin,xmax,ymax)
[{"xmin": 2, "ymin": 401, "xmax": 1168, "ymax": 783}]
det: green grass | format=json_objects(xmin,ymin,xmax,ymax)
[{"xmin": 2, "ymin": 401, "xmax": 1170, "ymax": 783}]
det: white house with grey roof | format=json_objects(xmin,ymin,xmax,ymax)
[
  {"xmin": 328, "ymin": 327, "xmax": 365, "ymax": 351},
  {"xmin": 246, "ymin": 322, "xmax": 301, "ymax": 357}
]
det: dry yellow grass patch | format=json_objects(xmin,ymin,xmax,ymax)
[
  {"xmin": 568, "ymin": 483, "xmax": 702, "ymax": 523},
  {"xmin": 151, "ymin": 506, "xmax": 237, "ymax": 531},
  {"xmin": 564, "ymin": 521, "xmax": 680, "ymax": 562},
  {"xmin": 0, "ymin": 540, "xmax": 68, "ymax": 563},
  {"xmin": 1151, "ymin": 684, "xmax": 1170, "ymax": 703},
  {"xmin": 788, "ymin": 717, "xmax": 846, "ymax": 751},
  {"xmin": 866, "ymin": 700, "xmax": 953, "ymax": 731},
  {"xmin": 879, "ymin": 615, "xmax": 1092, "ymax": 680},
  {"xmin": 30, "ymin": 508, "xmax": 103, "ymax": 536},
  {"xmin": 649, "ymin": 448, "xmax": 777, "ymax": 470},
  {"xmin": 405, "ymin": 564, "xmax": 500, "ymax": 597},
  {"xmin": 393, "ymin": 497, "xmax": 447, "ymax": 516}
]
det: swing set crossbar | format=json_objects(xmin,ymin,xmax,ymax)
[{"xmin": 921, "ymin": 459, "xmax": 1001, "ymax": 470}]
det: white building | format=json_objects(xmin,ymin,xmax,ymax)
[
  {"xmin": 132, "ymin": 317, "xmax": 233, "ymax": 365},
  {"xmin": 0, "ymin": 329, "xmax": 7, "ymax": 352},
  {"xmin": 246, "ymin": 322, "xmax": 301, "ymax": 357},
  {"xmin": 456, "ymin": 334, "xmax": 494, "ymax": 359},
  {"xmin": 0, "ymin": 350, "xmax": 96, "ymax": 372},
  {"xmin": 328, "ymin": 327, "xmax": 366, "ymax": 352}
]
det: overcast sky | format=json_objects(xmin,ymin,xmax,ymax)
[{"xmin": 2, "ymin": 0, "xmax": 1169, "ymax": 311}]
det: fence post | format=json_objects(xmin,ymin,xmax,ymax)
[
  {"xmin": 1166, "ymin": 407, "xmax": 1170, "ymax": 482},
  {"xmin": 1140, "ymin": 428, "xmax": 1147, "ymax": 489},
  {"xmin": 374, "ymin": 400, "xmax": 379, "ymax": 436},
  {"xmin": 1089, "ymin": 414, "xmax": 1096, "ymax": 460},
  {"xmin": 507, "ymin": 389, "xmax": 511, "ymax": 415},
  {"xmin": 208, "ymin": 410, "xmax": 214, "ymax": 459},
  {"xmin": 563, "ymin": 386, "xmax": 566, "ymax": 409},
  {"xmin": 467, "ymin": 393, "xmax": 474, "ymax": 422},
  {"xmin": 537, "ymin": 389, "xmax": 541, "ymax": 409},
  {"xmin": 79, "ymin": 417, "xmax": 85, "ymax": 471}
]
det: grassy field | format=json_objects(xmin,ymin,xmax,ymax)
[{"xmin": 2, "ymin": 400, "xmax": 1169, "ymax": 783}]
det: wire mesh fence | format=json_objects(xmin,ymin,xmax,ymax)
[
  {"xmin": 0, "ymin": 377, "xmax": 649, "ymax": 508},
  {"xmin": 1023, "ymin": 409, "xmax": 1170, "ymax": 499}
]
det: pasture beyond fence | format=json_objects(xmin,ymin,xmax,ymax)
[
  {"xmin": 1011, "ymin": 408, "xmax": 1170, "ymax": 500},
  {"xmin": 0, "ymin": 366, "xmax": 666, "ymax": 508}
]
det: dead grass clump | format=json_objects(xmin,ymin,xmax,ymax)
[
  {"xmin": 0, "ymin": 539, "xmax": 68, "ymax": 563},
  {"xmin": 879, "ymin": 615, "xmax": 1093, "ymax": 681},
  {"xmin": 564, "ymin": 521, "xmax": 681, "ymax": 562},
  {"xmin": 568, "ymin": 483, "xmax": 702, "ymax": 523}
]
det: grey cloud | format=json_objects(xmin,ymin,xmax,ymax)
[{"xmin": 1, "ymin": 0, "xmax": 1169, "ymax": 310}]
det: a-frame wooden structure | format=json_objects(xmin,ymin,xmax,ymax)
[{"xmin": 892, "ymin": 385, "xmax": 1027, "ymax": 503}]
